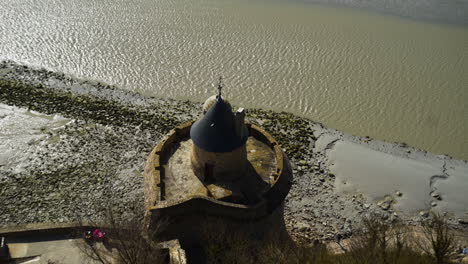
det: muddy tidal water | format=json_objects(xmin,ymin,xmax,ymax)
[{"xmin": 1, "ymin": 0, "xmax": 467, "ymax": 159}]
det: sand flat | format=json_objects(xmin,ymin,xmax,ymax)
[
  {"xmin": 434, "ymin": 161, "xmax": 468, "ymax": 218},
  {"xmin": 329, "ymin": 140, "xmax": 443, "ymax": 213}
]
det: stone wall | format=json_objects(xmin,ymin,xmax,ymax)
[
  {"xmin": 191, "ymin": 144, "xmax": 248, "ymax": 182},
  {"xmin": 143, "ymin": 121, "xmax": 292, "ymax": 231}
]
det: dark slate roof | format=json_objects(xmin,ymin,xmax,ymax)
[{"xmin": 190, "ymin": 96, "xmax": 248, "ymax": 152}]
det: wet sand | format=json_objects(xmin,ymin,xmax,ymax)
[
  {"xmin": 315, "ymin": 127, "xmax": 468, "ymax": 219},
  {"xmin": 1, "ymin": 62, "xmax": 467, "ymax": 242}
]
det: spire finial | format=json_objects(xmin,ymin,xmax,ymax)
[{"xmin": 217, "ymin": 76, "xmax": 223, "ymax": 98}]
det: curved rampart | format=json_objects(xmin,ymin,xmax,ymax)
[{"xmin": 144, "ymin": 121, "xmax": 292, "ymax": 226}]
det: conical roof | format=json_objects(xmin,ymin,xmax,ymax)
[{"xmin": 190, "ymin": 96, "xmax": 248, "ymax": 152}]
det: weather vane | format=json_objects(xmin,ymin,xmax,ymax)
[{"xmin": 217, "ymin": 76, "xmax": 223, "ymax": 98}]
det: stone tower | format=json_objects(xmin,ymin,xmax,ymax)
[
  {"xmin": 143, "ymin": 80, "xmax": 293, "ymax": 247},
  {"xmin": 190, "ymin": 92, "xmax": 249, "ymax": 182}
]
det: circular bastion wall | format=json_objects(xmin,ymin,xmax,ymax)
[{"xmin": 143, "ymin": 121, "xmax": 292, "ymax": 230}]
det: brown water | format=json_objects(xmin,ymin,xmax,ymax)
[{"xmin": 1, "ymin": 0, "xmax": 467, "ymax": 159}]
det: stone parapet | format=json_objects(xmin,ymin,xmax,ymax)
[{"xmin": 144, "ymin": 121, "xmax": 292, "ymax": 229}]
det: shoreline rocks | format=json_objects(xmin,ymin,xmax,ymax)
[{"xmin": 1, "ymin": 61, "xmax": 466, "ymax": 243}]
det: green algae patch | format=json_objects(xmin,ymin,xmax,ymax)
[{"xmin": 0, "ymin": 79, "xmax": 178, "ymax": 133}]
